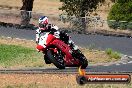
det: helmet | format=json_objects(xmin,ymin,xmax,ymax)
[{"xmin": 39, "ymin": 16, "xmax": 49, "ymax": 29}]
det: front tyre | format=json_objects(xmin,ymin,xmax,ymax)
[
  {"xmin": 79, "ymin": 55, "xmax": 88, "ymax": 69},
  {"xmin": 46, "ymin": 49, "xmax": 65, "ymax": 69},
  {"xmin": 72, "ymin": 49, "xmax": 88, "ymax": 69}
]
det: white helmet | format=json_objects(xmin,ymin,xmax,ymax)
[{"xmin": 39, "ymin": 16, "xmax": 48, "ymax": 29}]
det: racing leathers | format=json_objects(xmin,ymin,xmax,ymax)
[{"xmin": 36, "ymin": 24, "xmax": 78, "ymax": 51}]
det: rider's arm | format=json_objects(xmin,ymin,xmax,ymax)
[
  {"xmin": 47, "ymin": 24, "xmax": 60, "ymax": 38},
  {"xmin": 36, "ymin": 28, "xmax": 41, "ymax": 44},
  {"xmin": 59, "ymin": 31, "xmax": 70, "ymax": 44}
]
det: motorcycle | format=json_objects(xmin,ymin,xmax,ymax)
[{"xmin": 39, "ymin": 33, "xmax": 88, "ymax": 69}]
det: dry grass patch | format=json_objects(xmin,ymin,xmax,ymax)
[
  {"xmin": 0, "ymin": 0, "xmax": 22, "ymax": 7},
  {"xmin": 0, "ymin": 37, "xmax": 36, "ymax": 48},
  {"xmin": 0, "ymin": 0, "xmax": 62, "ymax": 15},
  {"xmin": 81, "ymin": 48, "xmax": 120, "ymax": 65},
  {"xmin": 0, "ymin": 74, "xmax": 131, "ymax": 88},
  {"xmin": 0, "ymin": 74, "xmax": 76, "ymax": 88}
]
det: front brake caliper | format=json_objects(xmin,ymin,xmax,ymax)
[{"xmin": 53, "ymin": 48, "xmax": 58, "ymax": 54}]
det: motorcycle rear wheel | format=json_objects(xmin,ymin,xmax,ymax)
[{"xmin": 46, "ymin": 49, "xmax": 65, "ymax": 69}]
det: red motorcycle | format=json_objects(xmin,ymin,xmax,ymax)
[{"xmin": 39, "ymin": 34, "xmax": 88, "ymax": 69}]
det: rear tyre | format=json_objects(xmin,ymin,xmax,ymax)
[{"xmin": 47, "ymin": 49, "xmax": 65, "ymax": 69}]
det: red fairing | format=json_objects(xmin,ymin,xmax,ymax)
[
  {"xmin": 36, "ymin": 45, "xmax": 44, "ymax": 51},
  {"xmin": 39, "ymin": 33, "xmax": 87, "ymax": 68},
  {"xmin": 51, "ymin": 39, "xmax": 80, "ymax": 66},
  {"xmin": 46, "ymin": 34, "xmax": 56, "ymax": 44}
]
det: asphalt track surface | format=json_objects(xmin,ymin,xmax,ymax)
[
  {"xmin": 0, "ymin": 26, "xmax": 132, "ymax": 73},
  {"xmin": 1, "ymin": 63, "xmax": 132, "ymax": 74}
]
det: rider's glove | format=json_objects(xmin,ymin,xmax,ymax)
[{"xmin": 36, "ymin": 37, "xmax": 39, "ymax": 44}]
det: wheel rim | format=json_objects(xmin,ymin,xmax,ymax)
[{"xmin": 53, "ymin": 51, "xmax": 64, "ymax": 66}]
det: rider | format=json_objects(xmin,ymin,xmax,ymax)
[{"xmin": 36, "ymin": 16, "xmax": 78, "ymax": 52}]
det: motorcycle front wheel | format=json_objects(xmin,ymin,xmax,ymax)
[
  {"xmin": 72, "ymin": 49, "xmax": 88, "ymax": 69},
  {"xmin": 46, "ymin": 49, "xmax": 65, "ymax": 69}
]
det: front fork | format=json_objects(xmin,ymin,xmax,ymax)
[{"xmin": 71, "ymin": 49, "xmax": 82, "ymax": 60}]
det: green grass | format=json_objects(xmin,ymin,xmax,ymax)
[
  {"xmin": 0, "ymin": 44, "xmax": 47, "ymax": 68},
  {"xmin": 105, "ymin": 48, "xmax": 121, "ymax": 60}
]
